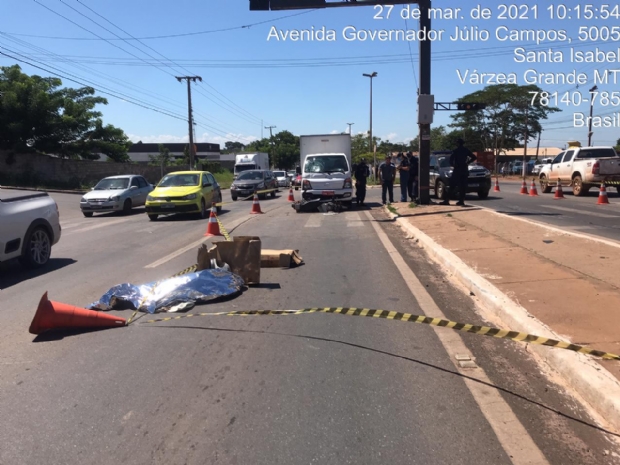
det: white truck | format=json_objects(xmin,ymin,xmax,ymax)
[
  {"xmin": 233, "ymin": 153, "xmax": 269, "ymax": 179},
  {"xmin": 538, "ymin": 142, "xmax": 620, "ymax": 196},
  {"xmin": 0, "ymin": 191, "xmax": 62, "ymax": 268},
  {"xmin": 299, "ymin": 134, "xmax": 354, "ymax": 204}
]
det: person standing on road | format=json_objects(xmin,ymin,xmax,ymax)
[
  {"xmin": 407, "ymin": 152, "xmax": 419, "ymax": 202},
  {"xmin": 396, "ymin": 152, "xmax": 410, "ymax": 202},
  {"xmin": 441, "ymin": 138, "xmax": 476, "ymax": 207},
  {"xmin": 379, "ymin": 154, "xmax": 396, "ymax": 205},
  {"xmin": 354, "ymin": 158, "xmax": 370, "ymax": 205}
]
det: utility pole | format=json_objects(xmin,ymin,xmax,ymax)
[
  {"xmin": 363, "ymin": 72, "xmax": 377, "ymax": 181},
  {"xmin": 418, "ymin": 0, "xmax": 432, "ymax": 204},
  {"xmin": 535, "ymin": 129, "xmax": 541, "ymax": 161},
  {"xmin": 347, "ymin": 122, "xmax": 354, "ymax": 135},
  {"xmin": 176, "ymin": 76, "xmax": 202, "ymax": 170},
  {"xmin": 522, "ymin": 105, "xmax": 529, "ymax": 179},
  {"xmin": 265, "ymin": 125, "xmax": 276, "ymax": 169}
]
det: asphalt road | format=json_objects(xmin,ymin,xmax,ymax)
[
  {"xmin": 448, "ymin": 180, "xmax": 620, "ymax": 243},
  {"xmin": 0, "ymin": 187, "xmax": 618, "ymax": 464}
]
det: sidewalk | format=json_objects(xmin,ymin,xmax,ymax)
[{"xmin": 388, "ymin": 201, "xmax": 620, "ymax": 429}]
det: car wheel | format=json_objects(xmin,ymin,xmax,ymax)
[
  {"xmin": 540, "ymin": 175, "xmax": 552, "ymax": 194},
  {"xmin": 259, "ymin": 193, "xmax": 267, "ymax": 200},
  {"xmin": 271, "ymin": 189, "xmax": 276, "ymax": 198},
  {"xmin": 122, "ymin": 198, "xmax": 132, "ymax": 215},
  {"xmin": 435, "ymin": 180, "xmax": 447, "ymax": 199},
  {"xmin": 148, "ymin": 214, "xmax": 158, "ymax": 221},
  {"xmin": 572, "ymin": 175, "xmax": 586, "ymax": 196},
  {"xmin": 231, "ymin": 194, "xmax": 237, "ymax": 201},
  {"xmin": 82, "ymin": 211, "xmax": 93, "ymax": 218},
  {"xmin": 478, "ymin": 190, "xmax": 490, "ymax": 199},
  {"xmin": 617, "ymin": 187, "xmax": 620, "ymax": 196},
  {"xmin": 216, "ymin": 194, "xmax": 223, "ymax": 213},
  {"xmin": 199, "ymin": 198, "xmax": 208, "ymax": 219},
  {"xmin": 19, "ymin": 226, "xmax": 52, "ymax": 268}
]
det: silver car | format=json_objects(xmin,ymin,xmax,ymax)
[
  {"xmin": 273, "ymin": 170, "xmax": 290, "ymax": 188},
  {"xmin": 80, "ymin": 175, "xmax": 153, "ymax": 217}
]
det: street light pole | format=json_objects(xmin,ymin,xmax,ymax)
[
  {"xmin": 363, "ymin": 72, "xmax": 377, "ymax": 180},
  {"xmin": 347, "ymin": 122, "xmax": 354, "ymax": 135},
  {"xmin": 588, "ymin": 85, "xmax": 598, "ymax": 146}
]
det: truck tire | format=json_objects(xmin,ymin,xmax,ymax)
[
  {"xmin": 539, "ymin": 175, "xmax": 552, "ymax": 194},
  {"xmin": 572, "ymin": 175, "xmax": 589, "ymax": 196},
  {"xmin": 19, "ymin": 226, "xmax": 52, "ymax": 268}
]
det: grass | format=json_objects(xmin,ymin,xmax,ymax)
[
  {"xmin": 386, "ymin": 204, "xmax": 398, "ymax": 215},
  {"xmin": 214, "ymin": 171, "xmax": 234, "ymax": 189},
  {"xmin": 408, "ymin": 202, "xmax": 418, "ymax": 208}
]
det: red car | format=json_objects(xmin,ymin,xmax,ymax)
[{"xmin": 293, "ymin": 174, "xmax": 302, "ymax": 188}]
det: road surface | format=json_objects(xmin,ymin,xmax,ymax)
[{"xmin": 0, "ymin": 188, "xmax": 617, "ymax": 465}]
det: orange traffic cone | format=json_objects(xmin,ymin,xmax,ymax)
[
  {"xmin": 250, "ymin": 192, "xmax": 263, "ymax": 214},
  {"xmin": 287, "ymin": 188, "xmax": 295, "ymax": 202},
  {"xmin": 529, "ymin": 179, "xmax": 539, "ymax": 196},
  {"xmin": 519, "ymin": 180, "xmax": 528, "ymax": 194},
  {"xmin": 597, "ymin": 183, "xmax": 610, "ymax": 205},
  {"xmin": 493, "ymin": 177, "xmax": 500, "ymax": 192},
  {"xmin": 204, "ymin": 203, "xmax": 222, "ymax": 237},
  {"xmin": 29, "ymin": 292, "xmax": 126, "ymax": 335},
  {"xmin": 554, "ymin": 179, "xmax": 565, "ymax": 199}
]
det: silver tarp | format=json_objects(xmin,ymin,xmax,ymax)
[{"xmin": 88, "ymin": 269, "xmax": 245, "ymax": 314}]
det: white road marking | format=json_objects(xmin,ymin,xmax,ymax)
[
  {"xmin": 541, "ymin": 205, "xmax": 618, "ymax": 219},
  {"xmin": 365, "ymin": 210, "xmax": 550, "ymax": 465},
  {"xmin": 304, "ymin": 216, "xmax": 322, "ymax": 228},
  {"xmin": 62, "ymin": 218, "xmax": 130, "ymax": 235},
  {"xmin": 345, "ymin": 211, "xmax": 363, "ymax": 227}
]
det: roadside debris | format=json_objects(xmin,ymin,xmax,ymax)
[
  {"xmin": 261, "ymin": 249, "xmax": 303, "ymax": 268},
  {"xmin": 197, "ymin": 236, "xmax": 261, "ymax": 285}
]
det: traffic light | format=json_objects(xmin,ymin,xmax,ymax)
[{"xmin": 457, "ymin": 102, "xmax": 486, "ymax": 111}]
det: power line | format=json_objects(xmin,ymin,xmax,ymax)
[
  {"xmin": 403, "ymin": 18, "xmax": 418, "ymax": 92},
  {"xmin": 6, "ymin": 9, "xmax": 317, "ymax": 41}
]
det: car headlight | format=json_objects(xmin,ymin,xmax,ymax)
[
  {"xmin": 257, "ymin": 182, "xmax": 265, "ymax": 189},
  {"xmin": 182, "ymin": 193, "xmax": 197, "ymax": 200},
  {"xmin": 80, "ymin": 197, "xmax": 87, "ymax": 202},
  {"xmin": 447, "ymin": 170, "xmax": 453, "ymax": 176},
  {"xmin": 147, "ymin": 195, "xmax": 156, "ymax": 201},
  {"xmin": 110, "ymin": 195, "xmax": 120, "ymax": 201}
]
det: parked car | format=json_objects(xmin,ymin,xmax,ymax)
[
  {"xmin": 539, "ymin": 145, "xmax": 620, "ymax": 196},
  {"xmin": 511, "ymin": 160, "xmax": 524, "ymax": 175},
  {"xmin": 230, "ymin": 170, "xmax": 278, "ymax": 201},
  {"xmin": 145, "ymin": 171, "xmax": 222, "ymax": 221},
  {"xmin": 0, "ymin": 191, "xmax": 61, "ymax": 268},
  {"xmin": 80, "ymin": 175, "xmax": 153, "ymax": 217},
  {"xmin": 430, "ymin": 153, "xmax": 492, "ymax": 200},
  {"xmin": 292, "ymin": 173, "xmax": 302, "ymax": 188},
  {"xmin": 287, "ymin": 170, "xmax": 296, "ymax": 183},
  {"xmin": 273, "ymin": 170, "xmax": 291, "ymax": 188}
]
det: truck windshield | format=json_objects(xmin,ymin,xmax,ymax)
[
  {"xmin": 304, "ymin": 155, "xmax": 348, "ymax": 173},
  {"xmin": 236, "ymin": 164, "xmax": 256, "ymax": 174}
]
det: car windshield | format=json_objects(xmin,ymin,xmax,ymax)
[
  {"xmin": 274, "ymin": 171, "xmax": 285, "ymax": 177},
  {"xmin": 158, "ymin": 174, "xmax": 200, "ymax": 187},
  {"xmin": 94, "ymin": 178, "xmax": 129, "ymax": 190},
  {"xmin": 437, "ymin": 157, "xmax": 451, "ymax": 168},
  {"xmin": 237, "ymin": 171, "xmax": 264, "ymax": 181},
  {"xmin": 304, "ymin": 155, "xmax": 348, "ymax": 173}
]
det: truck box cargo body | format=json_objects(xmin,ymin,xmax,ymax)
[
  {"xmin": 233, "ymin": 153, "xmax": 269, "ymax": 178},
  {"xmin": 299, "ymin": 134, "xmax": 353, "ymax": 203}
]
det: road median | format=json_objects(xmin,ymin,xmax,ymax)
[{"xmin": 387, "ymin": 201, "xmax": 620, "ymax": 432}]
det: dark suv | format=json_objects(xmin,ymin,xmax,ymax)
[
  {"xmin": 430, "ymin": 152, "xmax": 492, "ymax": 200},
  {"xmin": 230, "ymin": 170, "xmax": 278, "ymax": 201}
]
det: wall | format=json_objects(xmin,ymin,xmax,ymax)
[{"xmin": 0, "ymin": 151, "xmax": 190, "ymax": 187}]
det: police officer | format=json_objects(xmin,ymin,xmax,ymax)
[
  {"xmin": 396, "ymin": 152, "xmax": 410, "ymax": 202},
  {"xmin": 379, "ymin": 154, "xmax": 396, "ymax": 205},
  {"xmin": 441, "ymin": 138, "xmax": 476, "ymax": 206},
  {"xmin": 355, "ymin": 158, "xmax": 370, "ymax": 205}
]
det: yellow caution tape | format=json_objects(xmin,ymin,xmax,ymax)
[{"xmin": 141, "ymin": 307, "xmax": 620, "ymax": 361}]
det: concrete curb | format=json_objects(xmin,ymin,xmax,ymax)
[
  {"xmin": 0, "ymin": 185, "xmax": 87, "ymax": 195},
  {"xmin": 385, "ymin": 206, "xmax": 620, "ymax": 432}
]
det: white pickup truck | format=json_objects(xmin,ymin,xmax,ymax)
[
  {"xmin": 0, "ymin": 191, "xmax": 62, "ymax": 268},
  {"xmin": 538, "ymin": 145, "xmax": 620, "ymax": 196}
]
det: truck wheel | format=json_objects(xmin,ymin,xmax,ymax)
[
  {"xmin": 19, "ymin": 226, "xmax": 52, "ymax": 268},
  {"xmin": 435, "ymin": 180, "xmax": 447, "ymax": 199},
  {"xmin": 82, "ymin": 211, "xmax": 93, "ymax": 218},
  {"xmin": 539, "ymin": 175, "xmax": 552, "ymax": 193},
  {"xmin": 572, "ymin": 175, "xmax": 587, "ymax": 196},
  {"xmin": 148, "ymin": 214, "xmax": 158, "ymax": 221},
  {"xmin": 478, "ymin": 190, "xmax": 490, "ymax": 199}
]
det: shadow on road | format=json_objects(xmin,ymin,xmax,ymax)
[
  {"xmin": 497, "ymin": 211, "xmax": 562, "ymax": 217},
  {"xmin": 0, "ymin": 258, "xmax": 77, "ymax": 290},
  {"xmin": 85, "ymin": 207, "xmax": 146, "ymax": 218},
  {"xmin": 143, "ymin": 323, "xmax": 620, "ymax": 439},
  {"xmin": 31, "ymin": 326, "xmax": 121, "ymax": 343}
]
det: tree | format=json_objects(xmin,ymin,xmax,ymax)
[
  {"xmin": 148, "ymin": 143, "xmax": 171, "ymax": 167},
  {"xmin": 222, "ymin": 141, "xmax": 245, "ymax": 153},
  {"xmin": 450, "ymin": 84, "xmax": 561, "ymax": 157},
  {"xmin": 0, "ymin": 65, "xmax": 131, "ymax": 161},
  {"xmin": 245, "ymin": 130, "xmax": 300, "ymax": 170},
  {"xmin": 616, "ymin": 138, "xmax": 620, "ymax": 151}
]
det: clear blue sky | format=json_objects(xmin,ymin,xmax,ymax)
[{"xmin": 1, "ymin": 0, "xmax": 619, "ymax": 149}]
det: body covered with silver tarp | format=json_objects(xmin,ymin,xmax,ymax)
[{"xmin": 88, "ymin": 269, "xmax": 245, "ymax": 313}]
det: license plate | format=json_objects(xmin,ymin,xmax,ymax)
[
  {"xmin": 321, "ymin": 191, "xmax": 335, "ymax": 196},
  {"xmin": 161, "ymin": 203, "xmax": 175, "ymax": 209},
  {"xmin": 469, "ymin": 184, "xmax": 479, "ymax": 188},
  {"xmin": 90, "ymin": 205, "xmax": 102, "ymax": 209}
]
